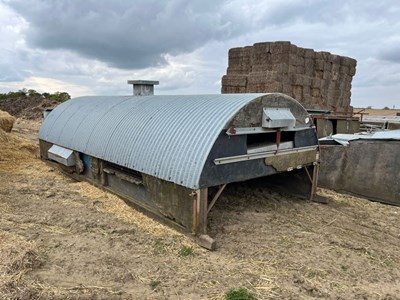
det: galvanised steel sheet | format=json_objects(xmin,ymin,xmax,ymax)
[{"xmin": 39, "ymin": 94, "xmax": 268, "ymax": 188}]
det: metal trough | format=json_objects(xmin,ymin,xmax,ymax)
[{"xmin": 38, "ymin": 93, "xmax": 319, "ymax": 249}]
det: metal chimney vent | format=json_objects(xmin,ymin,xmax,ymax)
[{"xmin": 127, "ymin": 80, "xmax": 159, "ymax": 96}]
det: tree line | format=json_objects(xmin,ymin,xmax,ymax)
[{"xmin": 0, "ymin": 88, "xmax": 71, "ymax": 102}]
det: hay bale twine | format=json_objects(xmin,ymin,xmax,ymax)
[{"xmin": 0, "ymin": 110, "xmax": 16, "ymax": 133}]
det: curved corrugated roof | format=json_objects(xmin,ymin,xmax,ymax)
[{"xmin": 39, "ymin": 94, "xmax": 270, "ymax": 189}]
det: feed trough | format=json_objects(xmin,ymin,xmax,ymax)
[{"xmin": 39, "ymin": 92, "xmax": 319, "ymax": 249}]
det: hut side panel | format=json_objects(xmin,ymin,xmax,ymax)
[{"xmin": 319, "ymin": 140, "xmax": 400, "ymax": 205}]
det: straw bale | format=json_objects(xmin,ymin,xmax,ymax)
[
  {"xmin": 314, "ymin": 70, "xmax": 323, "ymax": 80},
  {"xmin": 314, "ymin": 52, "xmax": 323, "ymax": 60},
  {"xmin": 304, "ymin": 75, "xmax": 313, "ymax": 86},
  {"xmin": 292, "ymin": 85, "xmax": 303, "ymax": 96},
  {"xmin": 304, "ymin": 48, "xmax": 315, "ymax": 59},
  {"xmin": 290, "ymin": 74, "xmax": 299, "ymax": 85},
  {"xmin": 312, "ymin": 77, "xmax": 322, "ymax": 88},
  {"xmin": 296, "ymin": 47, "xmax": 306, "ymax": 57},
  {"xmin": 320, "ymin": 51, "xmax": 331, "ymax": 61},
  {"xmin": 251, "ymin": 64, "xmax": 272, "ymax": 73},
  {"xmin": 288, "ymin": 64, "xmax": 297, "ymax": 74},
  {"xmin": 332, "ymin": 71, "xmax": 339, "ymax": 81},
  {"xmin": 271, "ymin": 53, "xmax": 290, "ymax": 64},
  {"xmin": 303, "ymin": 85, "xmax": 311, "ymax": 97},
  {"xmin": 339, "ymin": 65, "xmax": 350, "ymax": 74},
  {"xmin": 282, "ymin": 84, "xmax": 292, "ymax": 94},
  {"xmin": 221, "ymin": 74, "xmax": 248, "ymax": 87},
  {"xmin": 228, "ymin": 56, "xmax": 250, "ymax": 67},
  {"xmin": 267, "ymin": 81, "xmax": 283, "ymax": 92},
  {"xmin": 289, "ymin": 53, "xmax": 298, "ymax": 64},
  {"xmin": 253, "ymin": 42, "xmax": 271, "ymax": 54},
  {"xmin": 302, "ymin": 98, "xmax": 312, "ymax": 107},
  {"xmin": 330, "ymin": 54, "xmax": 341, "ymax": 64},
  {"xmin": 314, "ymin": 59, "xmax": 325, "ymax": 71},
  {"xmin": 251, "ymin": 52, "xmax": 272, "ymax": 66},
  {"xmin": 290, "ymin": 43, "xmax": 298, "ymax": 54},
  {"xmin": 228, "ymin": 47, "xmax": 246, "ymax": 59},
  {"xmin": 344, "ymin": 80, "xmax": 352, "ymax": 91},
  {"xmin": 296, "ymin": 66, "xmax": 305, "ymax": 75},
  {"xmin": 222, "ymin": 86, "xmax": 247, "ymax": 93},
  {"xmin": 247, "ymin": 80, "xmax": 283, "ymax": 93},
  {"xmin": 331, "ymin": 63, "xmax": 340, "ymax": 74},
  {"xmin": 280, "ymin": 74, "xmax": 291, "ymax": 85},
  {"xmin": 291, "ymin": 74, "xmax": 310, "ymax": 86},
  {"xmin": 228, "ymin": 51, "xmax": 251, "ymax": 67},
  {"xmin": 304, "ymin": 58, "xmax": 314, "ymax": 76},
  {"xmin": 248, "ymin": 71, "xmax": 281, "ymax": 84},
  {"xmin": 337, "ymin": 78, "xmax": 346, "ymax": 91},
  {"xmin": 311, "ymin": 88, "xmax": 321, "ymax": 98},
  {"xmin": 322, "ymin": 79, "xmax": 332, "ymax": 91},
  {"xmin": 0, "ymin": 110, "xmax": 16, "ymax": 133},
  {"xmin": 292, "ymin": 56, "xmax": 305, "ymax": 67},
  {"xmin": 272, "ymin": 63, "xmax": 289, "ymax": 74},
  {"xmin": 227, "ymin": 66, "xmax": 251, "ymax": 75},
  {"xmin": 341, "ymin": 56, "xmax": 357, "ymax": 67},
  {"xmin": 328, "ymin": 80, "xmax": 338, "ymax": 90},
  {"xmin": 324, "ymin": 62, "xmax": 332, "ymax": 72},
  {"xmin": 323, "ymin": 70, "xmax": 332, "ymax": 80},
  {"xmin": 270, "ymin": 41, "xmax": 291, "ymax": 54},
  {"xmin": 349, "ymin": 65, "xmax": 356, "ymax": 76}
]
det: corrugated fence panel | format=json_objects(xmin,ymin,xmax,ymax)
[{"xmin": 39, "ymin": 94, "xmax": 267, "ymax": 188}]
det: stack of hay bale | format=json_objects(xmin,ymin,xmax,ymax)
[{"xmin": 221, "ymin": 41, "xmax": 357, "ymax": 114}]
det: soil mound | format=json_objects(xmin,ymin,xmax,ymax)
[{"xmin": 0, "ymin": 96, "xmax": 57, "ymax": 120}]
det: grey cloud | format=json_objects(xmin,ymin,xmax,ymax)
[
  {"xmin": 5, "ymin": 0, "xmax": 252, "ymax": 69},
  {"xmin": 266, "ymin": 0, "xmax": 400, "ymax": 27},
  {"xmin": 0, "ymin": 64, "xmax": 26, "ymax": 82},
  {"xmin": 379, "ymin": 47, "xmax": 400, "ymax": 64},
  {"xmin": 6, "ymin": 0, "xmax": 400, "ymax": 71}
]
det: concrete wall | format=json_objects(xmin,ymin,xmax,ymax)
[
  {"xmin": 319, "ymin": 140, "xmax": 400, "ymax": 205},
  {"xmin": 221, "ymin": 41, "xmax": 357, "ymax": 114}
]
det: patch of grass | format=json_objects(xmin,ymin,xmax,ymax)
[
  {"xmin": 341, "ymin": 265, "xmax": 349, "ymax": 271},
  {"xmin": 153, "ymin": 239, "xmax": 167, "ymax": 255},
  {"xmin": 178, "ymin": 245, "xmax": 194, "ymax": 257},
  {"xmin": 225, "ymin": 288, "xmax": 255, "ymax": 300},
  {"xmin": 149, "ymin": 280, "xmax": 161, "ymax": 290}
]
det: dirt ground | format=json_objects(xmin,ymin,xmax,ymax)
[
  {"xmin": 354, "ymin": 108, "xmax": 400, "ymax": 117},
  {"xmin": 1, "ymin": 120, "xmax": 400, "ymax": 300}
]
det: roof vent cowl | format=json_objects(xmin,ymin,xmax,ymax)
[{"xmin": 127, "ymin": 80, "xmax": 159, "ymax": 96}]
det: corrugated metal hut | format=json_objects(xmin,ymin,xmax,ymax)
[{"xmin": 39, "ymin": 92, "xmax": 319, "ymax": 249}]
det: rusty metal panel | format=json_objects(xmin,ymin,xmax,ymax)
[{"xmin": 39, "ymin": 94, "xmax": 269, "ymax": 189}]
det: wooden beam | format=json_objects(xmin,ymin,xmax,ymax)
[
  {"xmin": 207, "ymin": 184, "xmax": 227, "ymax": 214},
  {"xmin": 193, "ymin": 188, "xmax": 208, "ymax": 234}
]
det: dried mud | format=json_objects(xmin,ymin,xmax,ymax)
[{"xmin": 1, "ymin": 120, "xmax": 400, "ymax": 299}]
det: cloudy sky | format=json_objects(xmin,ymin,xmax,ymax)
[{"xmin": 0, "ymin": 0, "xmax": 399, "ymax": 108}]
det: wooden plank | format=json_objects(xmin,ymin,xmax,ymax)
[{"xmin": 194, "ymin": 188, "xmax": 208, "ymax": 234}]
